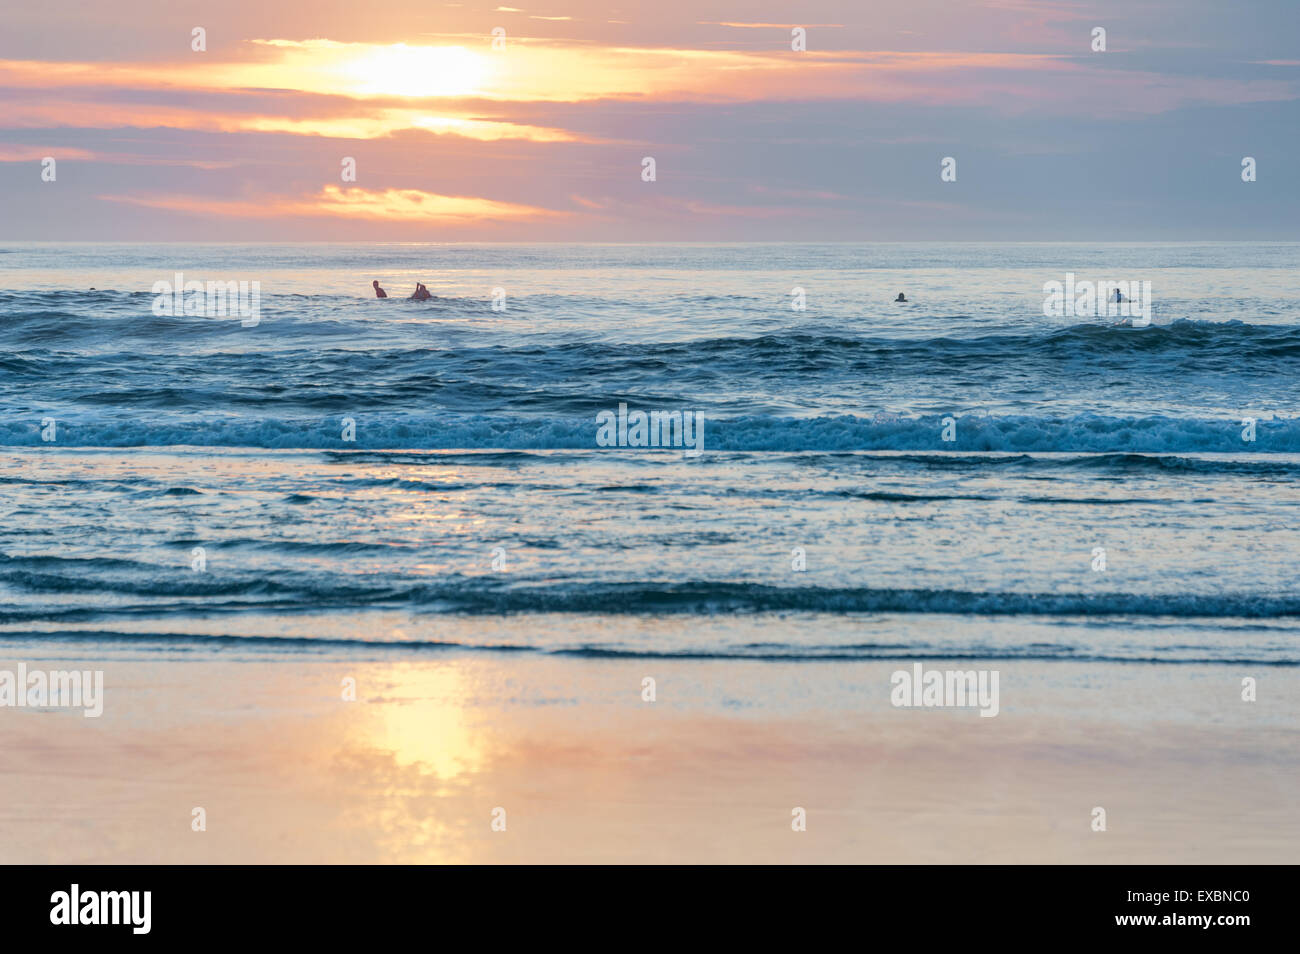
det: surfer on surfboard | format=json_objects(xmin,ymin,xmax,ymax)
[
  {"xmin": 372, "ymin": 280, "xmax": 387, "ymax": 298},
  {"xmin": 410, "ymin": 283, "xmax": 432, "ymax": 300}
]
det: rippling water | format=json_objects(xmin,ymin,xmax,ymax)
[{"xmin": 2, "ymin": 243, "xmax": 1297, "ymax": 663}]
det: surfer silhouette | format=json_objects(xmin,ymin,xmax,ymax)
[
  {"xmin": 410, "ymin": 283, "xmax": 432, "ymax": 300},
  {"xmin": 895, "ymin": 292, "xmax": 907, "ymax": 302},
  {"xmin": 372, "ymin": 280, "xmax": 387, "ymax": 298}
]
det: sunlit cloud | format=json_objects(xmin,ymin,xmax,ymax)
[
  {"xmin": 240, "ymin": 112, "xmax": 588, "ymax": 142},
  {"xmin": 99, "ymin": 185, "xmax": 566, "ymax": 223},
  {"xmin": 4, "ymin": 1, "xmax": 1297, "ymax": 242},
  {"xmin": 2, "ymin": 40, "xmax": 1293, "ymax": 117},
  {"xmin": 0, "ymin": 84, "xmax": 591, "ymax": 142},
  {"xmin": 699, "ymin": 22, "xmax": 846, "ymax": 28},
  {"xmin": 0, "ymin": 145, "xmax": 94, "ymax": 161}
]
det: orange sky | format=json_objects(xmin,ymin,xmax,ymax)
[{"xmin": 1, "ymin": 0, "xmax": 1297, "ymax": 239}]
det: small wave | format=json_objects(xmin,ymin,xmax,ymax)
[
  {"xmin": 215, "ymin": 538, "xmax": 416, "ymax": 554},
  {"xmin": 1, "ymin": 567, "xmax": 1297, "ymax": 620},
  {"xmin": 677, "ymin": 320, "xmax": 1300, "ymax": 362},
  {"xmin": 397, "ymin": 582, "xmax": 1300, "ymax": 619},
  {"xmin": 2, "ymin": 412, "xmax": 1298, "ymax": 454},
  {"xmin": 0, "ymin": 628, "xmax": 1292, "ymax": 665}
]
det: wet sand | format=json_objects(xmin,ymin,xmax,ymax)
[{"xmin": 1, "ymin": 648, "xmax": 1295, "ymax": 864}]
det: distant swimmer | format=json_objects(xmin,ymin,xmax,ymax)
[
  {"xmin": 895, "ymin": 292, "xmax": 907, "ymax": 303},
  {"xmin": 372, "ymin": 280, "xmax": 387, "ymax": 298},
  {"xmin": 410, "ymin": 283, "xmax": 432, "ymax": 300},
  {"xmin": 1112, "ymin": 288, "xmax": 1127, "ymax": 303}
]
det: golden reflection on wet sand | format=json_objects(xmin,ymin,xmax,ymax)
[{"xmin": 0, "ymin": 655, "xmax": 1296, "ymax": 863}]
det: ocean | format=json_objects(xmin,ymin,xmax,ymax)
[{"xmin": 2, "ymin": 242, "xmax": 1298, "ymax": 668}]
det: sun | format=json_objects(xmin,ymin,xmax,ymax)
[{"xmin": 339, "ymin": 43, "xmax": 490, "ymax": 98}]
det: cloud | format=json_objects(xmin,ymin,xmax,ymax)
[
  {"xmin": 0, "ymin": 83, "xmax": 595, "ymax": 143},
  {"xmin": 0, "ymin": 145, "xmax": 94, "ymax": 161},
  {"xmin": 698, "ymin": 22, "xmax": 845, "ymax": 29},
  {"xmin": 98, "ymin": 185, "xmax": 567, "ymax": 223},
  {"xmin": 3, "ymin": 40, "xmax": 1293, "ymax": 118},
  {"xmin": 4, "ymin": 3, "xmax": 1298, "ymax": 242}
]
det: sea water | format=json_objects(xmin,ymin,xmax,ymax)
[{"xmin": 1, "ymin": 242, "xmax": 1297, "ymax": 666}]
